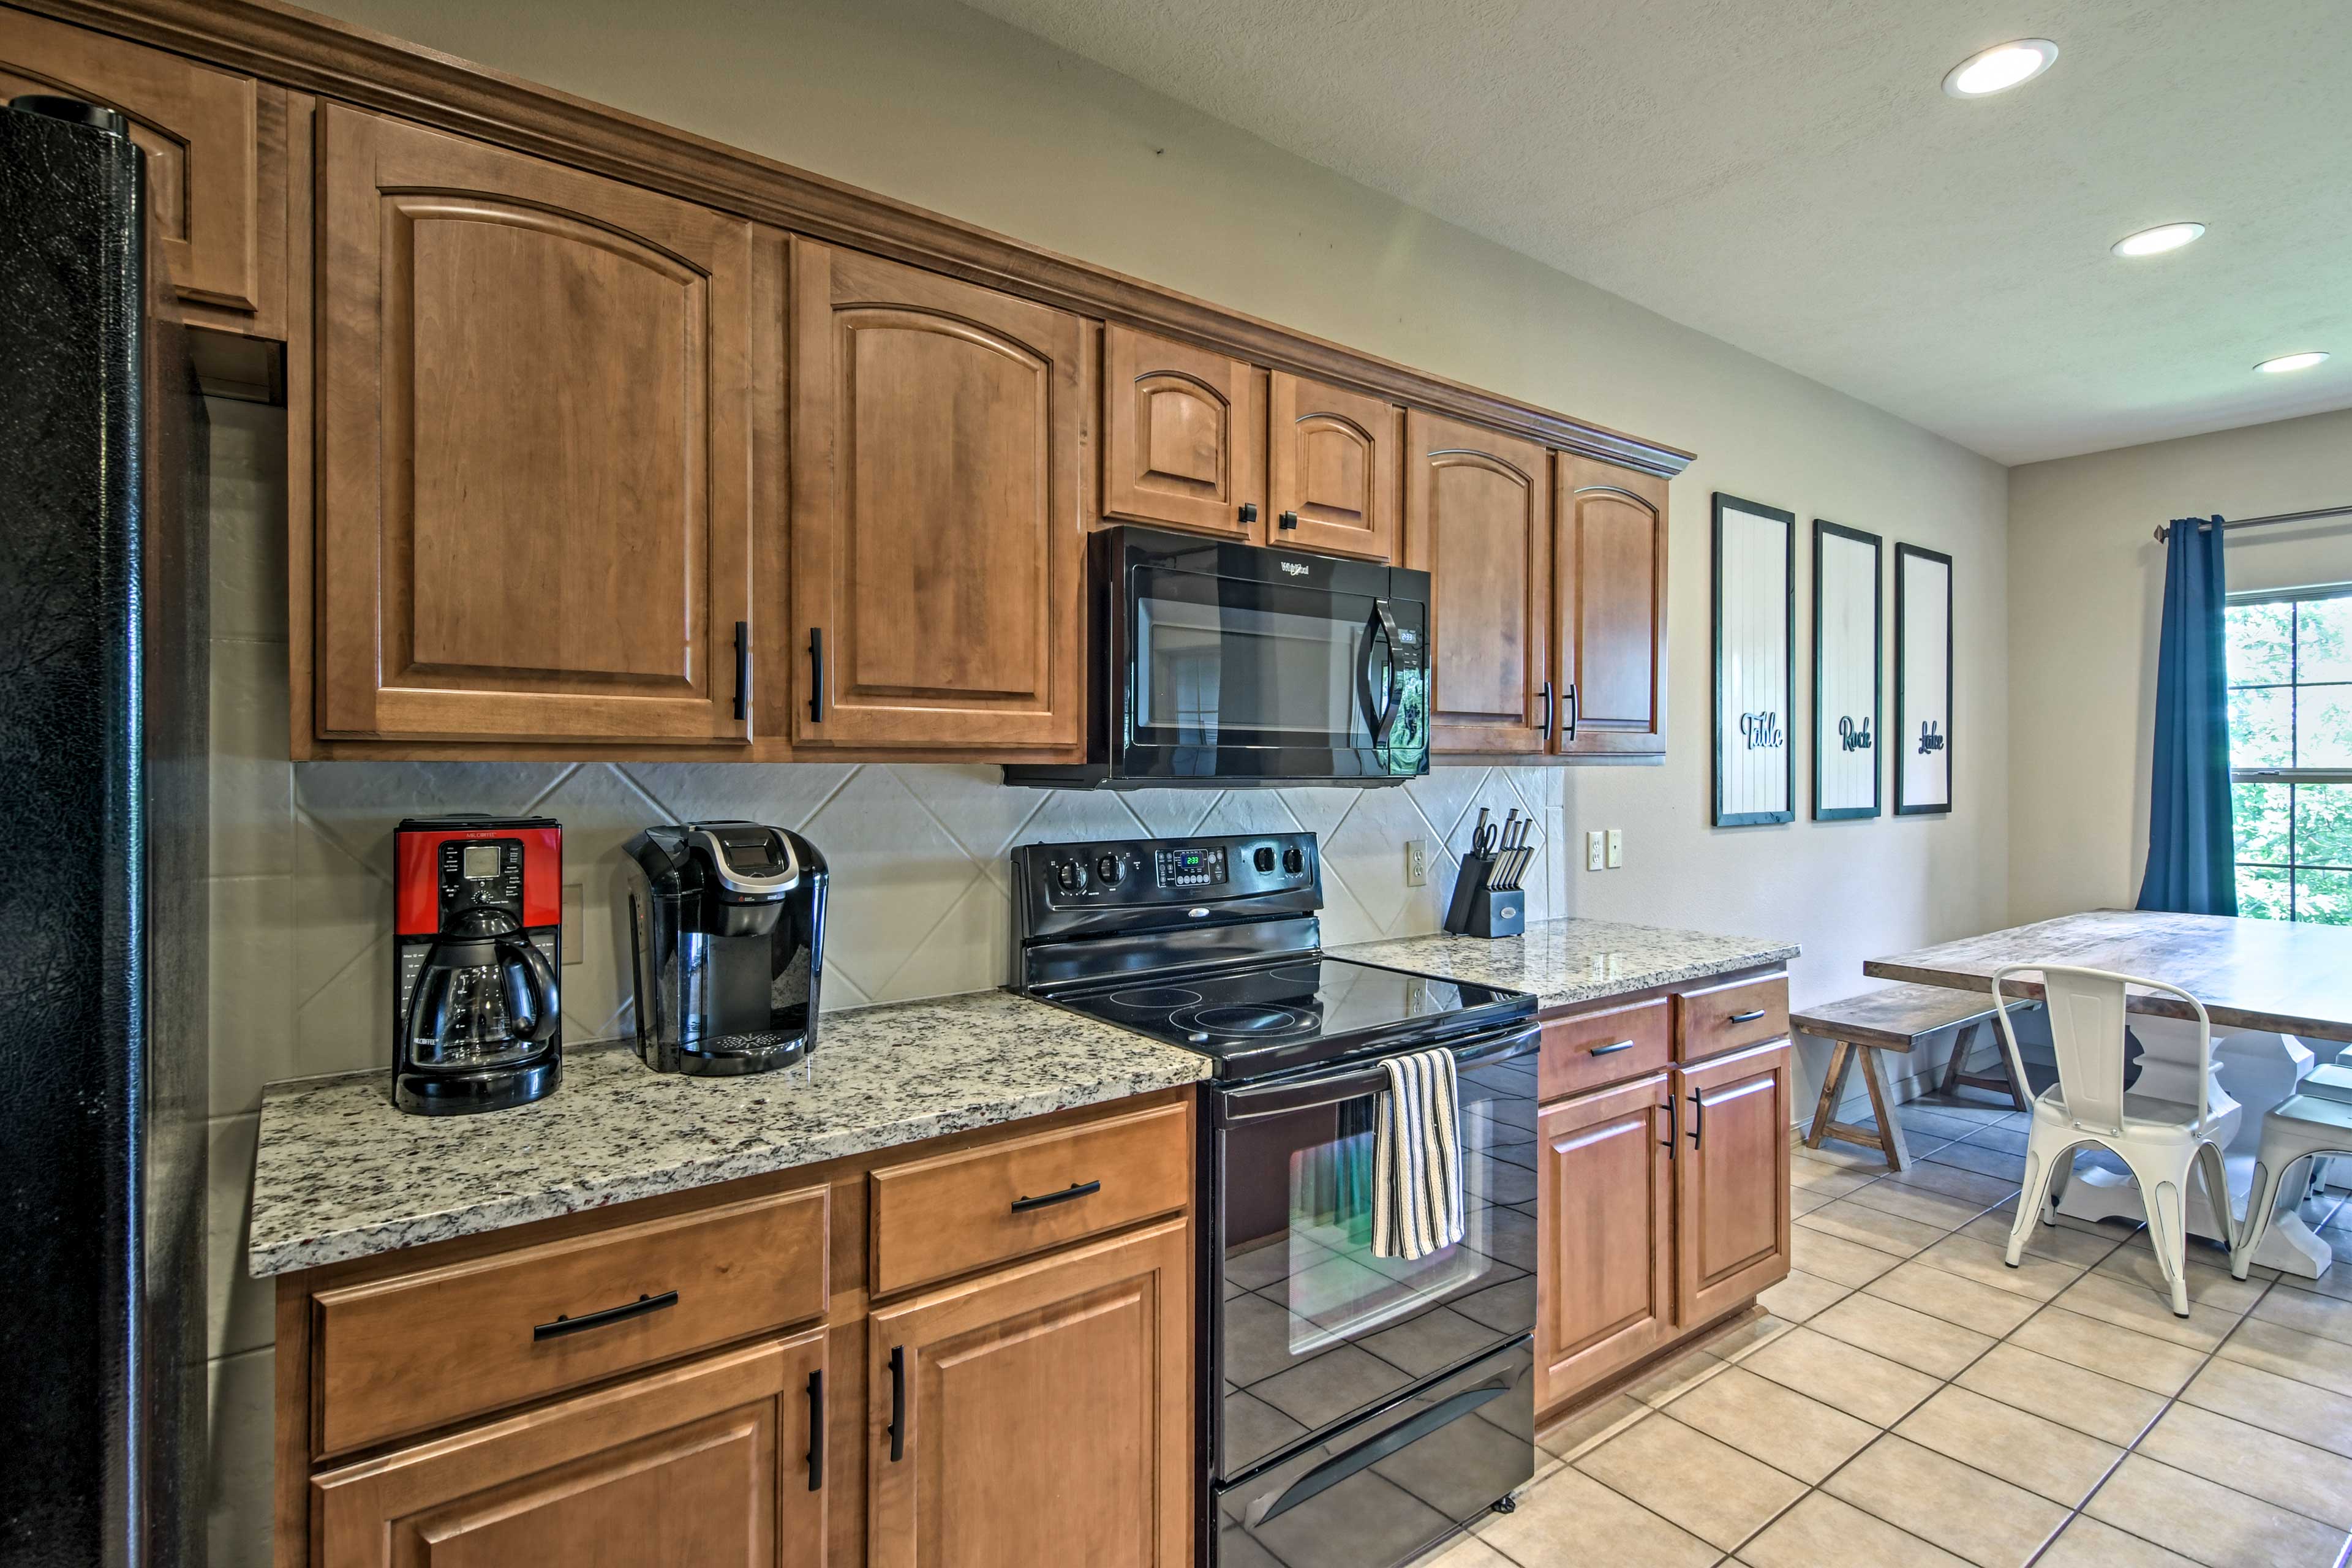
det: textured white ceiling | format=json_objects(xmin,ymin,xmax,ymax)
[{"xmin": 956, "ymin": 0, "xmax": 2352, "ymax": 464}]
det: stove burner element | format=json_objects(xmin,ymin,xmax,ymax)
[
  {"xmin": 1105, "ymin": 986, "xmax": 1205, "ymax": 1010},
  {"xmin": 1177, "ymin": 1003, "xmax": 1318, "ymax": 1039}
]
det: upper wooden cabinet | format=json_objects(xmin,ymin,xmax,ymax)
[
  {"xmin": 790, "ymin": 240, "xmax": 1087, "ymax": 751},
  {"xmin": 1554, "ymin": 456, "xmax": 1668, "ymax": 757},
  {"xmin": 866, "ymin": 1219, "xmax": 1190, "ymax": 1568},
  {"xmin": 1101, "ymin": 324, "xmax": 1264, "ymax": 541},
  {"xmin": 312, "ymin": 105, "xmax": 757, "ymax": 745},
  {"xmin": 1404, "ymin": 412, "xmax": 1552, "ymax": 753},
  {"xmin": 1267, "ymin": 372, "xmax": 1401, "ymax": 562},
  {"xmin": 0, "ymin": 6, "xmax": 288, "ymax": 336},
  {"xmin": 1672, "ymin": 1040, "xmax": 1792, "ymax": 1326}
]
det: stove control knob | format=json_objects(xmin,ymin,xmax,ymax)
[
  {"xmin": 1095, "ymin": 853, "xmax": 1126, "ymax": 885},
  {"xmin": 1055, "ymin": 859, "xmax": 1088, "ymax": 893},
  {"xmin": 1253, "ymin": 846, "xmax": 1276, "ymax": 874},
  {"xmin": 1282, "ymin": 846, "xmax": 1305, "ymax": 876}
]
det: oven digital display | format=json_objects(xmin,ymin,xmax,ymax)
[{"xmin": 1155, "ymin": 845, "xmax": 1228, "ymax": 889}]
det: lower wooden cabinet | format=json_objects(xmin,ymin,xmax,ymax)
[
  {"xmin": 1673, "ymin": 1040, "xmax": 1794, "ymax": 1326},
  {"xmin": 1535, "ymin": 1074, "xmax": 1675, "ymax": 1411},
  {"xmin": 865, "ymin": 1219, "xmax": 1191, "ymax": 1568},
  {"xmin": 311, "ymin": 1329, "xmax": 829, "ymax": 1568}
]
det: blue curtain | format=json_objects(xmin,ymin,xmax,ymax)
[{"xmin": 2137, "ymin": 516, "xmax": 2237, "ymax": 915}]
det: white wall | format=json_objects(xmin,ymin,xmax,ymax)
[
  {"xmin": 199, "ymin": 0, "xmax": 2012, "ymax": 1558},
  {"xmin": 2007, "ymin": 407, "xmax": 2352, "ymax": 924}
]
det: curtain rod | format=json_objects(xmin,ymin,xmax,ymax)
[{"xmin": 2153, "ymin": 504, "xmax": 2352, "ymax": 542}]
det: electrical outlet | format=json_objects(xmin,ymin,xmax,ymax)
[
  {"xmin": 1585, "ymin": 830, "xmax": 1605, "ymax": 872},
  {"xmin": 561, "ymin": 883, "xmax": 584, "ymax": 963},
  {"xmin": 1404, "ymin": 838, "xmax": 1428, "ymax": 886},
  {"xmin": 1605, "ymin": 829, "xmax": 1623, "ymax": 869}
]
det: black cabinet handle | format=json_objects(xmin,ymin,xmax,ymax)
[
  {"xmin": 532, "ymin": 1289, "xmax": 677, "ymax": 1342},
  {"xmin": 887, "ymin": 1344, "xmax": 907, "ymax": 1462},
  {"xmin": 1564, "ymin": 682, "xmax": 1578, "ymax": 742},
  {"xmin": 732, "ymin": 620, "xmax": 750, "ymax": 723},
  {"xmin": 1011, "ymin": 1178, "xmax": 1101, "ymax": 1214},
  {"xmin": 807, "ymin": 628, "xmax": 825, "ymax": 723},
  {"xmin": 1240, "ymin": 502, "xmax": 1259, "ymax": 524},
  {"xmin": 1278, "ymin": 510, "xmax": 1300, "ymax": 531},
  {"xmin": 1728, "ymin": 1009, "xmax": 1768, "ymax": 1024},
  {"xmin": 1538, "ymin": 679, "xmax": 1554, "ymax": 741},
  {"xmin": 807, "ymin": 1369, "xmax": 824, "ymax": 1491},
  {"xmin": 1662, "ymin": 1094, "xmax": 1676, "ymax": 1153},
  {"xmin": 1688, "ymin": 1090, "xmax": 1705, "ymax": 1147},
  {"xmin": 1589, "ymin": 1039, "xmax": 1636, "ymax": 1057}
]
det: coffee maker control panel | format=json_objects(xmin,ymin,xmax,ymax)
[{"xmin": 438, "ymin": 837, "xmax": 524, "ymax": 915}]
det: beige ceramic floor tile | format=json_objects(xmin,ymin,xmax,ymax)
[
  {"xmin": 2033, "ymin": 1516, "xmax": 2203, "ymax": 1568},
  {"xmin": 1789, "ymin": 1162, "xmax": 1876, "ymax": 1199},
  {"xmin": 1954, "ymin": 1342, "xmax": 2168, "ymax": 1446},
  {"xmin": 1574, "ymin": 1408, "xmax": 1807, "ymax": 1551},
  {"xmin": 2049, "ymin": 1269, "xmax": 2239, "ymax": 1351},
  {"xmin": 2007, "ymin": 1307, "xmax": 2209, "ymax": 1395},
  {"xmin": 1799, "ymin": 1199, "xmax": 1952, "ymax": 1258},
  {"xmin": 1663, "ymin": 1364, "xmax": 1877, "ymax": 1483},
  {"xmin": 1796, "ymin": 1142, "xmax": 1896, "ymax": 1175},
  {"xmin": 2218, "ymin": 1313, "xmax": 2352, "ymax": 1397},
  {"xmin": 1842, "ymin": 1181, "xmax": 2003, "ymax": 1232},
  {"xmin": 1742, "ymin": 1325, "xmax": 1943, "ymax": 1426},
  {"xmin": 1791, "ymin": 1228, "xmax": 1909, "ymax": 1287},
  {"xmin": 1864, "ymin": 1260, "xmax": 2040, "ymax": 1338},
  {"xmin": 1534, "ymin": 1393, "xmax": 1648, "ymax": 1461},
  {"xmin": 1809, "ymin": 1291, "xmax": 1997, "ymax": 1379},
  {"xmin": 1414, "ymin": 1533, "xmax": 1515, "ymax": 1567},
  {"xmin": 1755, "ymin": 1268, "xmax": 1850, "ymax": 1324},
  {"xmin": 1823, "ymin": 1433, "xmax": 2069, "ymax": 1568},
  {"xmin": 1702, "ymin": 1310, "xmax": 1798, "ymax": 1365},
  {"xmin": 1958, "ymin": 1209, "xmax": 2125, "ymax": 1268},
  {"xmin": 1924, "ymin": 1139, "xmax": 2027, "ymax": 1181},
  {"xmin": 1792, "ymin": 1185, "xmax": 1842, "ymax": 1217},
  {"xmin": 1621, "ymin": 1340, "xmax": 1733, "ymax": 1409},
  {"xmin": 1891, "ymin": 1384, "xmax": 2124, "ymax": 1506},
  {"xmin": 2095, "ymin": 1246, "xmax": 2270, "ymax": 1313},
  {"xmin": 1476, "ymin": 1463, "xmax": 1717, "ymax": 1568},
  {"xmin": 2255, "ymin": 1284, "xmax": 2352, "ymax": 1348},
  {"xmin": 1738, "ymin": 1490, "xmax": 1974, "ymax": 1568},
  {"xmin": 2138, "ymin": 1400, "xmax": 2352, "ymax": 1529},
  {"xmin": 2083, "ymin": 1453, "xmax": 2351, "ymax": 1568},
  {"xmin": 1915, "ymin": 1232, "xmax": 2085, "ymax": 1301},
  {"xmin": 1883, "ymin": 1160, "xmax": 2022, "ymax": 1208},
  {"xmin": 2184, "ymin": 1354, "xmax": 2352, "ymax": 1458}
]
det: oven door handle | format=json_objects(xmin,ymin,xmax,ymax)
[
  {"xmin": 1219, "ymin": 1022, "xmax": 1540, "ymax": 1121},
  {"xmin": 1245, "ymin": 1374, "xmax": 1515, "ymax": 1528}
]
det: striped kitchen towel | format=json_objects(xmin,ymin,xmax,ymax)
[{"xmin": 1371, "ymin": 1047, "xmax": 1465, "ymax": 1261}]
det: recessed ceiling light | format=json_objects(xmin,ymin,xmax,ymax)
[
  {"xmin": 1942, "ymin": 39, "xmax": 2060, "ymax": 97},
  {"xmin": 2113, "ymin": 222, "xmax": 2206, "ymax": 258},
  {"xmin": 2255, "ymin": 352, "xmax": 2330, "ymax": 374}
]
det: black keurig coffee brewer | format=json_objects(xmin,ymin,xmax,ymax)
[{"xmin": 620, "ymin": 821, "xmax": 828, "ymax": 1076}]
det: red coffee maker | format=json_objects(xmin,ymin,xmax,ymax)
[{"xmin": 393, "ymin": 815, "xmax": 564, "ymax": 1114}]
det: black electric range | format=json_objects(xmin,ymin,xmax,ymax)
[{"xmin": 1011, "ymin": 831, "xmax": 1540, "ymax": 1568}]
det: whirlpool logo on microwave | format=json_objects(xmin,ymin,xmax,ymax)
[{"xmin": 1280, "ymin": 560, "xmax": 1310, "ymax": 576}]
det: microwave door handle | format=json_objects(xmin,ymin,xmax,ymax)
[
  {"xmin": 1355, "ymin": 605, "xmax": 1383, "ymax": 745},
  {"xmin": 1372, "ymin": 601, "xmax": 1403, "ymax": 745}
]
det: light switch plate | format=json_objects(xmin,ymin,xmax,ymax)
[
  {"xmin": 561, "ymin": 883, "xmax": 584, "ymax": 963},
  {"xmin": 1585, "ymin": 830, "xmax": 1605, "ymax": 872},
  {"xmin": 1605, "ymin": 829, "xmax": 1623, "ymax": 869},
  {"xmin": 1404, "ymin": 839, "xmax": 1428, "ymax": 886}
]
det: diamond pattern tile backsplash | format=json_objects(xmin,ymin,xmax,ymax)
[{"xmin": 281, "ymin": 760, "xmax": 1564, "ymax": 1072}]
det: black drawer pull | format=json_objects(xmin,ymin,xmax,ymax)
[
  {"xmin": 732, "ymin": 620, "xmax": 750, "ymax": 723},
  {"xmin": 807, "ymin": 627, "xmax": 825, "ymax": 723},
  {"xmin": 807, "ymin": 1369, "xmax": 824, "ymax": 1491},
  {"xmin": 1589, "ymin": 1039, "xmax": 1637, "ymax": 1057},
  {"xmin": 1727, "ymin": 1009, "xmax": 1768, "ymax": 1024},
  {"xmin": 1011, "ymin": 1179, "xmax": 1101, "ymax": 1214},
  {"xmin": 888, "ymin": 1345, "xmax": 907, "ymax": 1463},
  {"xmin": 532, "ymin": 1289, "xmax": 677, "ymax": 1342},
  {"xmin": 1689, "ymin": 1089, "xmax": 1705, "ymax": 1147}
]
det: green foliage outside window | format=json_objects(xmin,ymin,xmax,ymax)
[{"xmin": 2228, "ymin": 594, "xmax": 2352, "ymax": 922}]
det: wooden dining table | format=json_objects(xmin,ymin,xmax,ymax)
[{"xmin": 1866, "ymin": 908, "xmax": 2352, "ymax": 1277}]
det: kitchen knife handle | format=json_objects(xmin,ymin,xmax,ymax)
[
  {"xmin": 887, "ymin": 1344, "xmax": 906, "ymax": 1462},
  {"xmin": 807, "ymin": 1369, "xmax": 825, "ymax": 1491},
  {"xmin": 807, "ymin": 627, "xmax": 824, "ymax": 723},
  {"xmin": 1537, "ymin": 679, "xmax": 1553, "ymax": 741},
  {"xmin": 733, "ymin": 620, "xmax": 750, "ymax": 723}
]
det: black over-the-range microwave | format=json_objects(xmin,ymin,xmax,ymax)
[{"xmin": 1006, "ymin": 526, "xmax": 1431, "ymax": 789}]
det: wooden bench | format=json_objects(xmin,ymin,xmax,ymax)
[{"xmin": 1790, "ymin": 984, "xmax": 2027, "ymax": 1170}]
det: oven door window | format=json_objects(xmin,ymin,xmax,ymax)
[{"xmin": 1216, "ymin": 1054, "xmax": 1537, "ymax": 1479}]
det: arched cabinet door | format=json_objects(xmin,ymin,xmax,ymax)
[
  {"xmin": 789, "ymin": 240, "xmax": 1086, "ymax": 751},
  {"xmin": 1101, "ymin": 325, "xmax": 1264, "ymax": 541},
  {"xmin": 1404, "ymin": 412, "xmax": 1551, "ymax": 753},
  {"xmin": 1267, "ymin": 372, "xmax": 1400, "ymax": 562},
  {"xmin": 1554, "ymin": 456, "xmax": 1669, "ymax": 757},
  {"xmin": 312, "ymin": 105, "xmax": 756, "ymax": 745}
]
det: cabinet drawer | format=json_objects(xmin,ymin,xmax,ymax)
[
  {"xmin": 870, "ymin": 1102, "xmax": 1189, "ymax": 1298},
  {"xmin": 1539, "ymin": 997, "xmax": 1670, "ymax": 1100},
  {"xmin": 1675, "ymin": 974, "xmax": 1789, "ymax": 1061},
  {"xmin": 311, "ymin": 1185, "xmax": 829, "ymax": 1457}
]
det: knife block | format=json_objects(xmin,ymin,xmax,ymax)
[{"xmin": 1443, "ymin": 853, "xmax": 1525, "ymax": 938}]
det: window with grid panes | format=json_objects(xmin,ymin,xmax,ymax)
[{"xmin": 2228, "ymin": 587, "xmax": 2352, "ymax": 922}]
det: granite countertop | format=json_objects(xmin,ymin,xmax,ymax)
[
  {"xmin": 247, "ymin": 989, "xmax": 1210, "ymax": 1278},
  {"xmin": 1332, "ymin": 916, "xmax": 1799, "ymax": 1011}
]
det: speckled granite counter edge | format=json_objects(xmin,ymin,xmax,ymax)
[{"xmin": 1330, "ymin": 918, "xmax": 1800, "ymax": 1010}]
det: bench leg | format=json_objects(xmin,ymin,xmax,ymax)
[
  {"xmin": 1941, "ymin": 1017, "xmax": 2032, "ymax": 1111},
  {"xmin": 1857, "ymin": 1046, "xmax": 1910, "ymax": 1171},
  {"xmin": 1938, "ymin": 1025, "xmax": 1967, "ymax": 1098},
  {"xmin": 1806, "ymin": 1040, "xmax": 1857, "ymax": 1150},
  {"xmin": 1992, "ymin": 1020, "xmax": 2032, "ymax": 1110}
]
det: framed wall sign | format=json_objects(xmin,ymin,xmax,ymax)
[
  {"xmin": 1812, "ymin": 520, "xmax": 1882, "ymax": 820},
  {"xmin": 1713, "ymin": 493, "xmax": 1795, "ymax": 826},
  {"xmin": 1895, "ymin": 542, "xmax": 1953, "ymax": 815}
]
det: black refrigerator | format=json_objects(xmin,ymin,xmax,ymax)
[{"xmin": 0, "ymin": 96, "xmax": 211, "ymax": 1567}]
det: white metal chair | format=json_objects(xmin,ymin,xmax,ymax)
[
  {"xmin": 2231, "ymin": 1076, "xmax": 2352, "ymax": 1280},
  {"xmin": 1993, "ymin": 963, "xmax": 2233, "ymax": 1317}
]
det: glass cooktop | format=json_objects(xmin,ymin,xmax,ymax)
[{"xmin": 1050, "ymin": 955, "xmax": 1535, "ymax": 1080}]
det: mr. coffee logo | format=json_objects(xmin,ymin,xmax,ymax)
[
  {"xmin": 1740, "ymin": 710, "xmax": 1784, "ymax": 750},
  {"xmin": 1918, "ymin": 720, "xmax": 1946, "ymax": 756},
  {"xmin": 1838, "ymin": 716, "xmax": 1873, "ymax": 753},
  {"xmin": 1280, "ymin": 560, "xmax": 1310, "ymax": 577}
]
